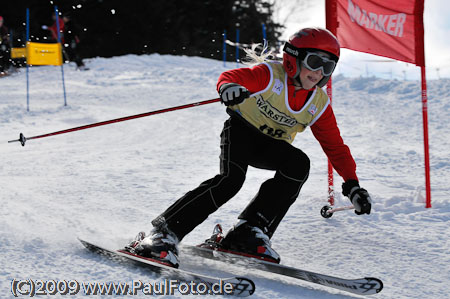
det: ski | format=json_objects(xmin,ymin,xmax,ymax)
[
  {"xmin": 182, "ymin": 244, "xmax": 383, "ymax": 296},
  {"xmin": 79, "ymin": 238, "xmax": 255, "ymax": 297}
]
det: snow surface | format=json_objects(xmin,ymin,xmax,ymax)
[{"xmin": 1, "ymin": 54, "xmax": 449, "ymax": 298}]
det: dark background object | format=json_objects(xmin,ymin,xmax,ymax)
[{"xmin": 2, "ymin": 0, "xmax": 283, "ymax": 61}]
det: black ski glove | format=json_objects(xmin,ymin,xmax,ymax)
[
  {"xmin": 219, "ymin": 83, "xmax": 250, "ymax": 106},
  {"xmin": 342, "ymin": 180, "xmax": 372, "ymax": 215}
]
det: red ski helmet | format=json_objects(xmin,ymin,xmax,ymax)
[{"xmin": 283, "ymin": 27, "xmax": 340, "ymax": 87}]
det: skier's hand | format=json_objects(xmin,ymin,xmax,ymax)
[
  {"xmin": 342, "ymin": 180, "xmax": 372, "ymax": 215},
  {"xmin": 219, "ymin": 83, "xmax": 250, "ymax": 106}
]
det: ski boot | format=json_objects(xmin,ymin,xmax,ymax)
[
  {"xmin": 198, "ymin": 223, "xmax": 225, "ymax": 250},
  {"xmin": 76, "ymin": 64, "xmax": 90, "ymax": 71},
  {"xmin": 125, "ymin": 217, "xmax": 180, "ymax": 268},
  {"xmin": 220, "ymin": 220, "xmax": 281, "ymax": 263},
  {"xmin": 124, "ymin": 231, "xmax": 147, "ymax": 252}
]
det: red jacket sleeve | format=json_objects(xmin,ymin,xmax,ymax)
[
  {"xmin": 311, "ymin": 105, "xmax": 358, "ymax": 182},
  {"xmin": 49, "ymin": 19, "xmax": 65, "ymax": 42},
  {"xmin": 217, "ymin": 64, "xmax": 270, "ymax": 93}
]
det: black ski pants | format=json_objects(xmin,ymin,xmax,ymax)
[{"xmin": 158, "ymin": 116, "xmax": 310, "ymax": 241}]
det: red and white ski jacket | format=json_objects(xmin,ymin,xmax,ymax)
[{"xmin": 217, "ymin": 63, "xmax": 358, "ymax": 182}]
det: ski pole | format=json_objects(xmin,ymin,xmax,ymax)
[
  {"xmin": 320, "ymin": 205, "xmax": 354, "ymax": 218},
  {"xmin": 8, "ymin": 98, "xmax": 221, "ymax": 146}
]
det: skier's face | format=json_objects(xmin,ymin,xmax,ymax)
[
  {"xmin": 299, "ymin": 67, "xmax": 323, "ymax": 90},
  {"xmin": 298, "ymin": 51, "xmax": 330, "ymax": 90}
]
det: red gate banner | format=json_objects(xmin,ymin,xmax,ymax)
[
  {"xmin": 326, "ymin": 0, "xmax": 430, "ymax": 208},
  {"xmin": 327, "ymin": 0, "xmax": 424, "ymax": 66}
]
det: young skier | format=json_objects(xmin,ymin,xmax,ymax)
[
  {"xmin": 44, "ymin": 12, "xmax": 87, "ymax": 70},
  {"xmin": 60, "ymin": 13, "xmax": 87, "ymax": 70},
  {"xmin": 127, "ymin": 27, "xmax": 372, "ymax": 267}
]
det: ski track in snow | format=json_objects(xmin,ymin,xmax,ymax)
[{"xmin": 1, "ymin": 54, "xmax": 449, "ymax": 298}]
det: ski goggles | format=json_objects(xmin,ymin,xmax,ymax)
[{"xmin": 301, "ymin": 52, "xmax": 336, "ymax": 76}]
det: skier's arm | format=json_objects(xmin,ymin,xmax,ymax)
[
  {"xmin": 310, "ymin": 106, "xmax": 357, "ymax": 182},
  {"xmin": 48, "ymin": 23, "xmax": 60, "ymax": 41},
  {"xmin": 70, "ymin": 22, "xmax": 83, "ymax": 43},
  {"xmin": 217, "ymin": 64, "xmax": 270, "ymax": 94},
  {"xmin": 311, "ymin": 109, "xmax": 372, "ymax": 215}
]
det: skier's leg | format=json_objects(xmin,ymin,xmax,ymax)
[
  {"xmin": 155, "ymin": 117, "xmax": 250, "ymax": 241},
  {"xmin": 0, "ymin": 46, "xmax": 6, "ymax": 73},
  {"xmin": 239, "ymin": 143, "xmax": 310, "ymax": 237},
  {"xmin": 160, "ymin": 165, "xmax": 247, "ymax": 240},
  {"xmin": 220, "ymin": 135, "xmax": 309, "ymax": 261}
]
